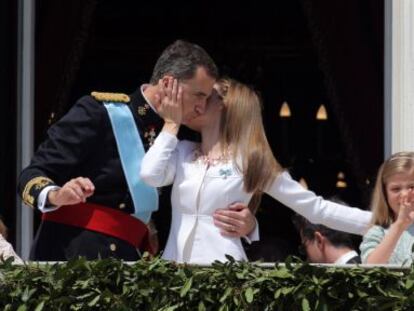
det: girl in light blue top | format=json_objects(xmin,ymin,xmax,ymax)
[{"xmin": 360, "ymin": 152, "xmax": 414, "ymax": 265}]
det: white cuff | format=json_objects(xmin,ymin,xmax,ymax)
[
  {"xmin": 38, "ymin": 186, "xmax": 61, "ymax": 212},
  {"xmin": 243, "ymin": 219, "xmax": 260, "ymax": 244}
]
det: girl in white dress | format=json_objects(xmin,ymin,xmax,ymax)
[{"xmin": 141, "ymin": 78, "xmax": 371, "ymax": 264}]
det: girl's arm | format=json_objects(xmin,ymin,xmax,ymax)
[
  {"xmin": 266, "ymin": 171, "xmax": 372, "ymax": 235},
  {"xmin": 363, "ymin": 222, "xmax": 406, "ymax": 264}
]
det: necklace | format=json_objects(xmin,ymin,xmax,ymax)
[{"xmin": 193, "ymin": 148, "xmax": 230, "ymax": 166}]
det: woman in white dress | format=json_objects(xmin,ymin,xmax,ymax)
[{"xmin": 141, "ymin": 77, "xmax": 371, "ymax": 264}]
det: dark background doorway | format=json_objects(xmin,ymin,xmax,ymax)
[
  {"xmin": 3, "ymin": 0, "xmax": 383, "ymax": 259},
  {"xmin": 1, "ymin": 0, "xmax": 17, "ymax": 245}
]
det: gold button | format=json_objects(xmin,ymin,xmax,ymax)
[
  {"xmin": 119, "ymin": 203, "xmax": 126, "ymax": 209},
  {"xmin": 110, "ymin": 243, "xmax": 117, "ymax": 252}
]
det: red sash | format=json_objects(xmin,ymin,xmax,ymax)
[{"xmin": 41, "ymin": 202, "xmax": 153, "ymax": 253}]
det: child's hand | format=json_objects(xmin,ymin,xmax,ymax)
[
  {"xmin": 396, "ymin": 189, "xmax": 414, "ymax": 229},
  {"xmin": 407, "ymin": 188, "xmax": 414, "ymax": 205}
]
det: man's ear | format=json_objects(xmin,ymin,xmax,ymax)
[
  {"xmin": 161, "ymin": 75, "xmax": 173, "ymax": 88},
  {"xmin": 314, "ymin": 231, "xmax": 325, "ymax": 249}
]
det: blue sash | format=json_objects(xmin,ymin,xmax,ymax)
[{"xmin": 104, "ymin": 102, "xmax": 158, "ymax": 223}]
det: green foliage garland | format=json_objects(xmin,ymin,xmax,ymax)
[{"xmin": 1, "ymin": 256, "xmax": 413, "ymax": 310}]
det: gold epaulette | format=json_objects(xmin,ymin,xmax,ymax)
[{"xmin": 91, "ymin": 91, "xmax": 130, "ymax": 103}]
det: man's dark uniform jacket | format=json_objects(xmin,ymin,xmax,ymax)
[{"xmin": 18, "ymin": 89, "xmax": 163, "ymax": 260}]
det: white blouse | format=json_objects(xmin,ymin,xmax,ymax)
[{"xmin": 141, "ymin": 132, "xmax": 372, "ymax": 264}]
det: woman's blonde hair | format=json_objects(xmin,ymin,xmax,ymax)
[
  {"xmin": 371, "ymin": 152, "xmax": 414, "ymax": 227},
  {"xmin": 216, "ymin": 78, "xmax": 283, "ymax": 212}
]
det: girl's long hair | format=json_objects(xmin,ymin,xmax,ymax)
[
  {"xmin": 216, "ymin": 78, "xmax": 283, "ymax": 212},
  {"xmin": 371, "ymin": 152, "xmax": 414, "ymax": 227}
]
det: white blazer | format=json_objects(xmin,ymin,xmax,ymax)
[{"xmin": 141, "ymin": 132, "xmax": 372, "ymax": 264}]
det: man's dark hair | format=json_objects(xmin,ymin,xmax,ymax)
[
  {"xmin": 150, "ymin": 40, "xmax": 219, "ymax": 84},
  {"xmin": 292, "ymin": 214, "xmax": 355, "ymax": 249}
]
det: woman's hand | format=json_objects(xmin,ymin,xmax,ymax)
[{"xmin": 157, "ymin": 78, "xmax": 183, "ymax": 135}]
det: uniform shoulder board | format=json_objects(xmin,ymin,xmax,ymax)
[{"xmin": 91, "ymin": 91, "xmax": 130, "ymax": 103}]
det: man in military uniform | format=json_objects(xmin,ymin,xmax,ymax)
[{"xmin": 18, "ymin": 40, "xmax": 257, "ymax": 261}]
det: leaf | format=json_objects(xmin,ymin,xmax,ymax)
[
  {"xmin": 21, "ymin": 287, "xmax": 31, "ymax": 302},
  {"xmin": 218, "ymin": 304, "xmax": 229, "ymax": 311},
  {"xmin": 16, "ymin": 305, "xmax": 27, "ymax": 311},
  {"xmin": 302, "ymin": 298, "xmax": 310, "ymax": 311},
  {"xmin": 220, "ymin": 287, "xmax": 233, "ymax": 303},
  {"xmin": 87, "ymin": 295, "xmax": 100, "ymax": 307},
  {"xmin": 198, "ymin": 301, "xmax": 206, "ymax": 311},
  {"xmin": 281, "ymin": 286, "xmax": 295, "ymax": 295},
  {"xmin": 224, "ymin": 254, "xmax": 235, "ymax": 262},
  {"xmin": 180, "ymin": 276, "xmax": 193, "ymax": 297},
  {"xmin": 274, "ymin": 288, "xmax": 282, "ymax": 299},
  {"xmin": 356, "ymin": 289, "xmax": 368, "ymax": 298},
  {"xmin": 406, "ymin": 278, "xmax": 414, "ymax": 290},
  {"xmin": 316, "ymin": 300, "xmax": 329, "ymax": 311},
  {"xmin": 34, "ymin": 301, "xmax": 45, "ymax": 311},
  {"xmin": 268, "ymin": 268, "xmax": 293, "ymax": 279},
  {"xmin": 245, "ymin": 287, "xmax": 254, "ymax": 303}
]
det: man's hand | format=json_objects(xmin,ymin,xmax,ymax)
[
  {"xmin": 213, "ymin": 203, "xmax": 256, "ymax": 237},
  {"xmin": 48, "ymin": 177, "xmax": 95, "ymax": 206}
]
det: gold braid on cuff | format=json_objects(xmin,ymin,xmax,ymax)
[{"xmin": 22, "ymin": 176, "xmax": 54, "ymax": 208}]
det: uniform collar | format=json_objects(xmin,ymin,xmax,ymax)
[
  {"xmin": 140, "ymin": 84, "xmax": 157, "ymax": 113},
  {"xmin": 334, "ymin": 250, "xmax": 359, "ymax": 264},
  {"xmin": 129, "ymin": 88, "xmax": 161, "ymax": 123},
  {"xmin": 128, "ymin": 87, "xmax": 163, "ymax": 148}
]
